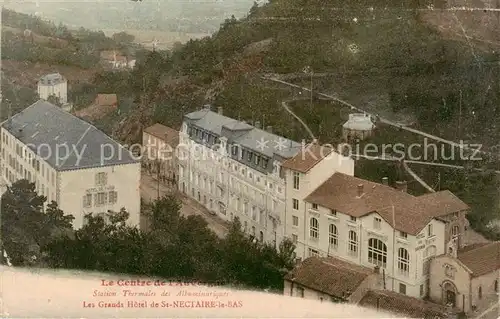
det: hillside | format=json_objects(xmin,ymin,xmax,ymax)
[{"xmin": 101, "ymin": 0, "xmax": 500, "ymax": 238}]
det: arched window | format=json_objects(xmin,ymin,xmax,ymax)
[
  {"xmin": 368, "ymin": 238, "xmax": 387, "ymax": 267},
  {"xmin": 452, "ymin": 225, "xmax": 459, "ymax": 237},
  {"xmin": 495, "ymin": 280, "xmax": 498, "ymax": 292},
  {"xmin": 310, "ymin": 217, "xmax": 319, "ymax": 239},
  {"xmin": 479, "ymin": 286, "xmax": 482, "ymax": 299},
  {"xmin": 329, "ymin": 224, "xmax": 338, "ymax": 248},
  {"xmin": 348, "ymin": 231, "xmax": 358, "ymax": 256},
  {"xmin": 251, "ymin": 226, "xmax": 256, "ymax": 236},
  {"xmin": 259, "ymin": 231, "xmax": 264, "ymax": 242},
  {"xmin": 398, "ymin": 248, "xmax": 410, "ymax": 276}
]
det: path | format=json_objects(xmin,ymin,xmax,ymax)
[{"xmin": 262, "ymin": 75, "xmax": 489, "ymax": 156}]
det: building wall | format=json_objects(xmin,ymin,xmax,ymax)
[
  {"xmin": 294, "ymin": 200, "xmax": 447, "ymax": 299},
  {"xmin": 0, "ymin": 127, "xmax": 58, "ymax": 204},
  {"xmin": 59, "ymin": 162, "xmax": 141, "ymax": 229},
  {"xmin": 37, "ymin": 81, "xmax": 68, "ymax": 104},
  {"xmin": 429, "ymin": 255, "xmax": 471, "ymax": 313},
  {"xmin": 283, "ymin": 280, "xmax": 341, "ymax": 301},
  {"xmin": 284, "ymin": 151, "xmax": 355, "ymax": 259},
  {"xmin": 142, "ymin": 132, "xmax": 178, "ymax": 181},
  {"xmin": 177, "ymin": 126, "xmax": 285, "ymax": 244}
]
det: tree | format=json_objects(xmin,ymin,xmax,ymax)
[
  {"xmin": 1, "ymin": 180, "xmax": 74, "ymax": 266},
  {"xmin": 47, "ymin": 94, "xmax": 62, "ymax": 107},
  {"xmin": 112, "ymin": 31, "xmax": 135, "ymax": 44}
]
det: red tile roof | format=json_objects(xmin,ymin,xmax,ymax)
[
  {"xmin": 282, "ymin": 143, "xmax": 334, "ymax": 173},
  {"xmin": 143, "ymin": 123, "xmax": 179, "ymax": 148},
  {"xmin": 95, "ymin": 94, "xmax": 118, "ymax": 107},
  {"xmin": 359, "ymin": 290, "xmax": 450, "ymax": 318},
  {"xmin": 458, "ymin": 241, "xmax": 500, "ymax": 277},
  {"xmin": 304, "ymin": 173, "xmax": 469, "ymax": 235},
  {"xmin": 284, "ymin": 256, "xmax": 374, "ymax": 299}
]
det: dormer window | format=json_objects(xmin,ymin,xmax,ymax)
[
  {"xmin": 312, "ymin": 203, "xmax": 318, "ymax": 210},
  {"xmin": 262, "ymin": 158, "xmax": 269, "ymax": 169},
  {"xmin": 254, "ymin": 155, "xmax": 260, "ymax": 165},
  {"xmin": 247, "ymin": 151, "xmax": 253, "ymax": 162},
  {"xmin": 241, "ymin": 149, "xmax": 246, "ymax": 160}
]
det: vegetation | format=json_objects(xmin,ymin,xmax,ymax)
[{"xmin": 2, "ymin": 180, "xmax": 295, "ymax": 291}]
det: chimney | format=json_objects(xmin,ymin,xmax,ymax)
[
  {"xmin": 266, "ymin": 125, "xmax": 273, "ymax": 133},
  {"xmin": 395, "ymin": 181, "xmax": 407, "ymax": 192},
  {"xmin": 382, "ymin": 177, "xmax": 388, "ymax": 185},
  {"xmin": 217, "ymin": 107, "xmax": 223, "ymax": 115},
  {"xmin": 357, "ymin": 184, "xmax": 364, "ymax": 197},
  {"xmin": 254, "ymin": 121, "xmax": 261, "ymax": 129},
  {"xmin": 203, "ymin": 104, "xmax": 211, "ymax": 110}
]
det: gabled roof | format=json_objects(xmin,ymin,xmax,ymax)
[
  {"xmin": 284, "ymin": 256, "xmax": 373, "ymax": 299},
  {"xmin": 458, "ymin": 241, "xmax": 500, "ymax": 277},
  {"xmin": 184, "ymin": 108, "xmax": 302, "ymax": 159},
  {"xmin": 95, "ymin": 94, "xmax": 118, "ymax": 107},
  {"xmin": 281, "ymin": 143, "xmax": 335, "ymax": 173},
  {"xmin": 2, "ymin": 100, "xmax": 138, "ymax": 171},
  {"xmin": 143, "ymin": 123, "xmax": 179, "ymax": 148},
  {"xmin": 359, "ymin": 290, "xmax": 450, "ymax": 319},
  {"xmin": 304, "ymin": 172, "xmax": 469, "ymax": 235},
  {"xmin": 38, "ymin": 73, "xmax": 65, "ymax": 85}
]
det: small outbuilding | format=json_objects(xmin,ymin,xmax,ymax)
[{"xmin": 342, "ymin": 113, "xmax": 375, "ymax": 141}]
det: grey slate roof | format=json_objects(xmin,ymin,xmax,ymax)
[
  {"xmin": 38, "ymin": 73, "xmax": 66, "ymax": 85},
  {"xmin": 184, "ymin": 108, "xmax": 302, "ymax": 159},
  {"xmin": 1, "ymin": 100, "xmax": 138, "ymax": 171}
]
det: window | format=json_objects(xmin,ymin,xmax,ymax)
[
  {"xmin": 478, "ymin": 286, "xmax": 482, "ymax": 299},
  {"xmin": 330, "ymin": 209, "xmax": 337, "ymax": 216},
  {"xmin": 427, "ymin": 224, "xmax": 433, "ymax": 236},
  {"xmin": 292, "ymin": 216, "xmax": 299, "ymax": 226},
  {"xmin": 495, "ymin": 280, "xmax": 498, "ymax": 293},
  {"xmin": 348, "ymin": 231, "xmax": 358, "ymax": 256},
  {"xmin": 95, "ymin": 192, "xmax": 107, "ymax": 206},
  {"xmin": 247, "ymin": 151, "xmax": 253, "ymax": 162},
  {"xmin": 312, "ymin": 203, "xmax": 318, "ymax": 210},
  {"xmin": 255, "ymin": 155, "xmax": 260, "ymax": 166},
  {"xmin": 420, "ymin": 284, "xmax": 424, "ymax": 296},
  {"xmin": 108, "ymin": 191, "xmax": 117, "ymax": 204},
  {"xmin": 241, "ymin": 149, "xmax": 246, "ymax": 160},
  {"xmin": 251, "ymin": 226, "xmax": 256, "ymax": 236},
  {"xmin": 259, "ymin": 231, "xmax": 264, "ymax": 242},
  {"xmin": 83, "ymin": 194, "xmax": 92, "ymax": 208},
  {"xmin": 374, "ymin": 217, "xmax": 382, "ymax": 229},
  {"xmin": 292, "ymin": 234, "xmax": 298, "ymax": 243},
  {"xmin": 350, "ymin": 216, "xmax": 357, "ymax": 222},
  {"xmin": 296, "ymin": 287, "xmax": 305, "ymax": 298},
  {"xmin": 399, "ymin": 231, "xmax": 408, "ymax": 239},
  {"xmin": 329, "ymin": 224, "xmax": 338, "ymax": 247},
  {"xmin": 368, "ymin": 238, "xmax": 387, "ymax": 267},
  {"xmin": 292, "ymin": 198, "xmax": 299, "ymax": 210},
  {"xmin": 452, "ymin": 225, "xmax": 459, "ymax": 237},
  {"xmin": 308, "ymin": 248, "xmax": 319, "ymax": 257},
  {"xmin": 262, "ymin": 158, "xmax": 269, "ymax": 169},
  {"xmin": 399, "ymin": 283, "xmax": 407, "ymax": 295},
  {"xmin": 95, "ymin": 172, "xmax": 108, "ymax": 186},
  {"xmin": 309, "ymin": 217, "xmax": 319, "ymax": 239},
  {"xmin": 293, "ymin": 172, "xmax": 300, "ymax": 190},
  {"xmin": 398, "ymin": 248, "xmax": 410, "ymax": 276}
]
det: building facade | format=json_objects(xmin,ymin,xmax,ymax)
[
  {"xmin": 37, "ymin": 73, "xmax": 68, "ymax": 105},
  {"xmin": 290, "ymin": 172, "xmax": 469, "ymax": 299},
  {"xmin": 178, "ymin": 105, "xmax": 307, "ymax": 244},
  {"xmin": 0, "ymin": 100, "xmax": 141, "ymax": 229},
  {"xmin": 142, "ymin": 123, "xmax": 179, "ymax": 185},
  {"xmin": 429, "ymin": 241, "xmax": 500, "ymax": 315}
]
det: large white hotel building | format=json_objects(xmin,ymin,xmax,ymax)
[{"xmin": 0, "ymin": 100, "xmax": 141, "ymax": 229}]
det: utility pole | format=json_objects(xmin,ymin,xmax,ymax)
[{"xmin": 310, "ymin": 68, "xmax": 313, "ymax": 111}]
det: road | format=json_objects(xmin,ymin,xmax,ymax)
[{"xmin": 140, "ymin": 172, "xmax": 228, "ymax": 238}]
